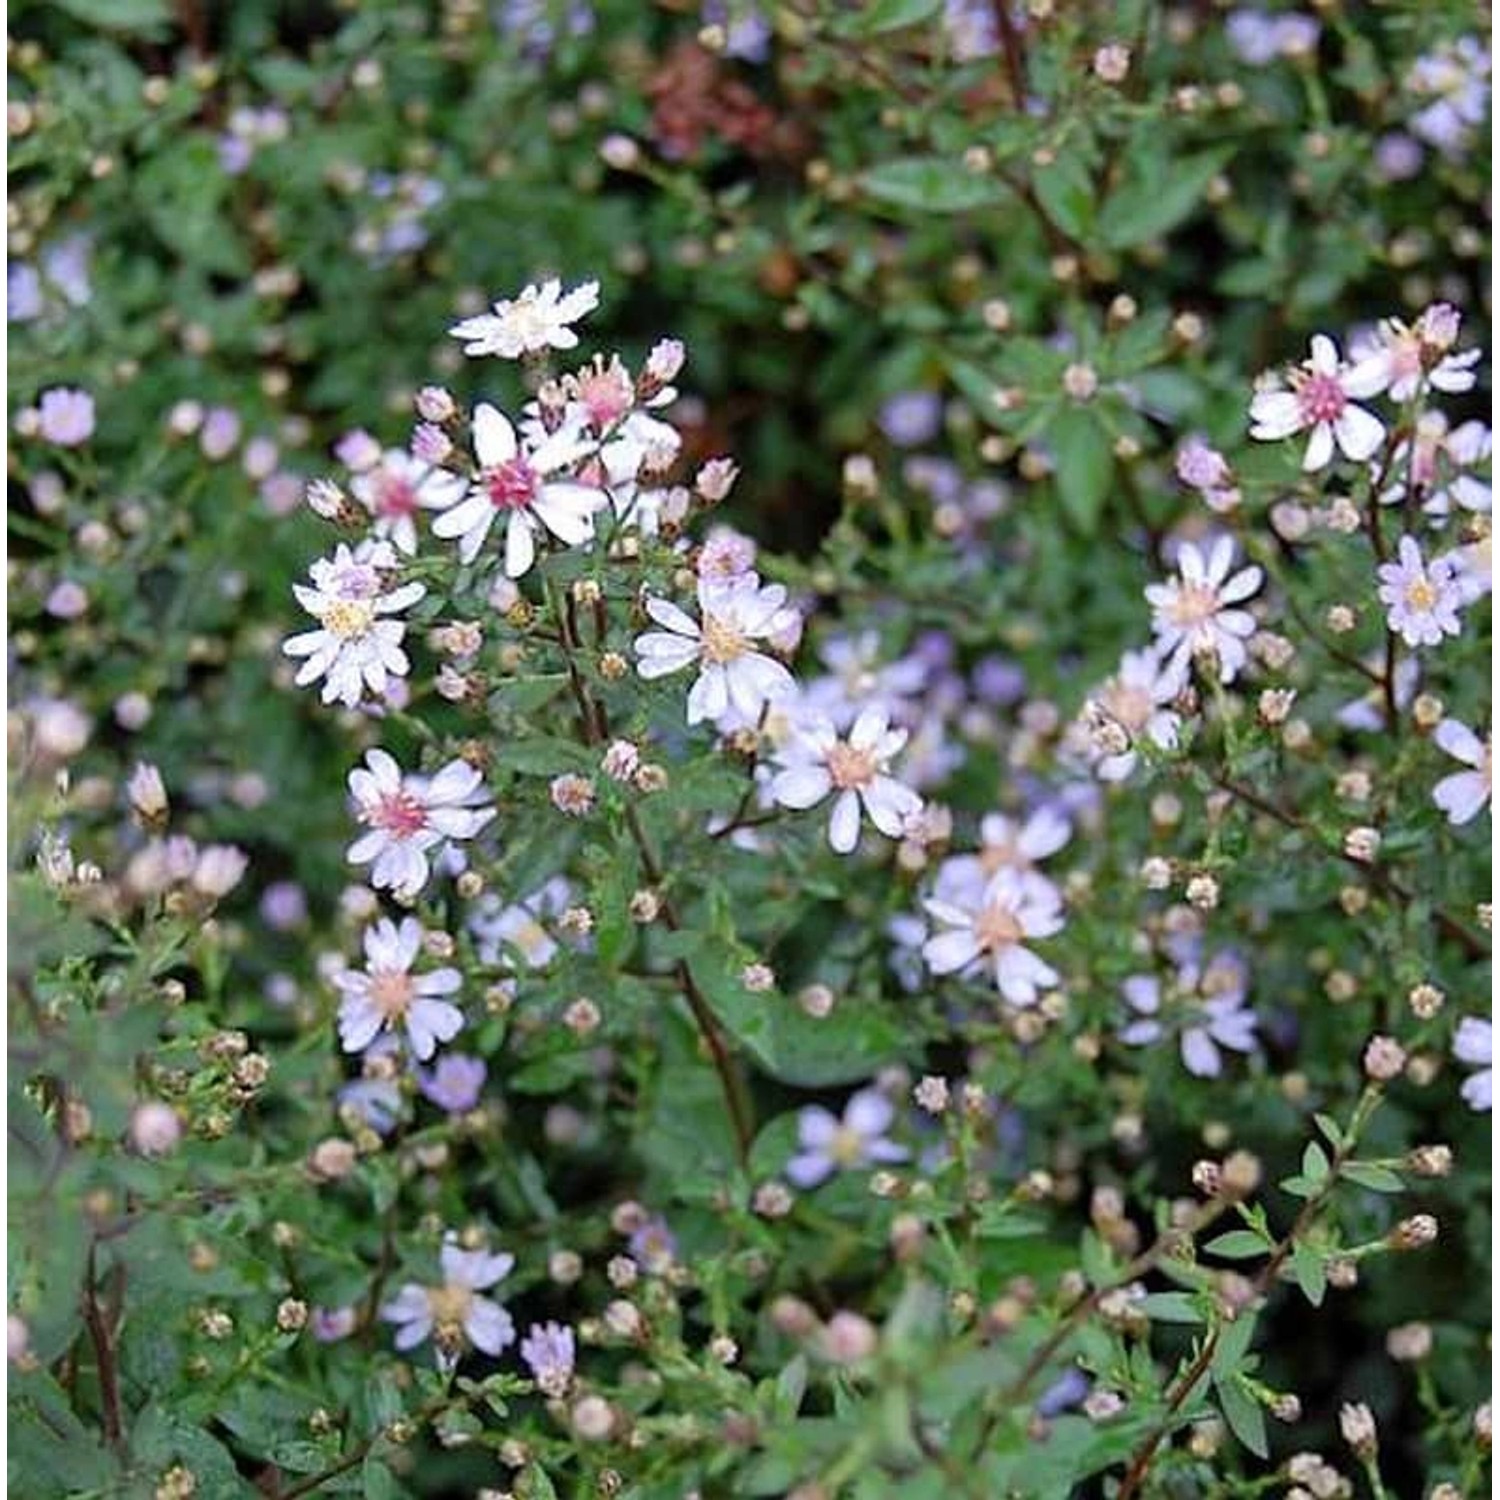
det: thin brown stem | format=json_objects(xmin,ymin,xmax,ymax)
[{"xmin": 80, "ymin": 1242, "xmax": 124, "ymax": 1454}]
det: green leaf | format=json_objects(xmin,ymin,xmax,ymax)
[
  {"xmin": 1339, "ymin": 1161, "xmax": 1405, "ymax": 1193},
  {"xmin": 1314, "ymin": 1113, "xmax": 1345, "ymax": 1149},
  {"xmin": 1204, "ymin": 1231, "xmax": 1269, "ymax": 1261},
  {"xmin": 861, "ymin": 158, "xmax": 1009, "ymax": 215},
  {"xmin": 1302, "ymin": 1142, "xmax": 1331, "ymax": 1184},
  {"xmin": 47, "ymin": 0, "xmax": 172, "ymax": 30},
  {"xmin": 1099, "ymin": 146, "xmax": 1233, "ymax": 249},
  {"xmin": 1214, "ymin": 1376, "xmax": 1269, "ymax": 1458},
  {"xmin": 1291, "ymin": 1242, "xmax": 1327, "ymax": 1307},
  {"xmin": 1140, "ymin": 1292, "xmax": 1204, "ymax": 1325},
  {"xmin": 1049, "ymin": 406, "xmax": 1114, "ymax": 534},
  {"xmin": 1211, "ymin": 1311, "xmax": 1259, "ymax": 1380},
  {"xmin": 840, "ymin": 0, "xmax": 942, "ymax": 33},
  {"xmin": 134, "ymin": 138, "xmax": 249, "ymax": 275},
  {"xmin": 1032, "ymin": 152, "xmax": 1095, "ymax": 240}
]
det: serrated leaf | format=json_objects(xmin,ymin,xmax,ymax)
[
  {"xmin": 862, "ymin": 158, "xmax": 1009, "ymax": 215},
  {"xmin": 1214, "ymin": 1376, "xmax": 1269, "ymax": 1458}
]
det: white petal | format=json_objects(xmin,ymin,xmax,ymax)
[{"xmin": 472, "ymin": 404, "xmax": 517, "ymax": 468}]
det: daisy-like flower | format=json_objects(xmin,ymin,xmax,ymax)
[
  {"xmin": 1358, "ymin": 304, "xmax": 1482, "ymax": 403},
  {"xmin": 1375, "ymin": 535, "xmax": 1466, "ymax": 648},
  {"xmin": 785, "ymin": 1089, "xmax": 909, "ymax": 1189},
  {"xmin": 1145, "ymin": 538, "xmax": 1262, "ymax": 687},
  {"xmin": 335, "ymin": 916, "xmax": 463, "ymax": 1061},
  {"xmin": 283, "ymin": 542, "xmax": 425, "ymax": 708},
  {"xmin": 921, "ymin": 867, "xmax": 1064, "ymax": 1006},
  {"xmin": 768, "ymin": 707, "xmax": 922, "ymax": 854},
  {"xmin": 1080, "ymin": 649, "xmax": 1182, "ymax": 781},
  {"xmin": 1431, "ymin": 719, "xmax": 1491, "ymax": 826},
  {"xmin": 381, "ymin": 1237, "xmax": 516, "ymax": 1369},
  {"xmin": 468, "ymin": 877, "xmax": 573, "ymax": 969},
  {"xmin": 1118, "ymin": 949, "xmax": 1258, "ymax": 1079},
  {"xmin": 448, "ymin": 279, "xmax": 600, "ymax": 359},
  {"xmin": 634, "ymin": 574, "xmax": 799, "ymax": 726},
  {"xmin": 430, "ymin": 403, "xmax": 602, "ymax": 576},
  {"xmin": 350, "ymin": 447, "xmax": 465, "ymax": 556},
  {"xmin": 1453, "ymin": 1017, "xmax": 1493, "ymax": 1111},
  {"xmin": 1249, "ymin": 334, "xmax": 1389, "ymax": 471},
  {"xmin": 347, "ymin": 749, "xmax": 494, "ymax": 898}
]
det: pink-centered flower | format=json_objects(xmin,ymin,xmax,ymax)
[
  {"xmin": 1249, "ymin": 334, "xmax": 1388, "ymax": 471},
  {"xmin": 347, "ymin": 749, "xmax": 494, "ymax": 897},
  {"xmin": 350, "ymin": 447, "xmax": 465, "ymax": 556},
  {"xmin": 335, "ymin": 917, "xmax": 463, "ymax": 1061},
  {"xmin": 429, "ymin": 403, "xmax": 602, "ymax": 576}
]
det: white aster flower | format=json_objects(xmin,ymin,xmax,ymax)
[
  {"xmin": 1375, "ymin": 535, "xmax": 1466, "ymax": 648},
  {"xmin": 350, "ymin": 447, "xmax": 466, "ymax": 556},
  {"xmin": 1249, "ymin": 334, "xmax": 1389, "ymax": 471},
  {"xmin": 381, "ymin": 1236, "xmax": 516, "ymax": 1369},
  {"xmin": 769, "ymin": 706, "xmax": 922, "ymax": 853},
  {"xmin": 335, "ymin": 916, "xmax": 464, "ymax": 1061},
  {"xmin": 1145, "ymin": 538, "xmax": 1262, "ymax": 687},
  {"xmin": 1431, "ymin": 719, "xmax": 1491, "ymax": 826},
  {"xmin": 1081, "ymin": 648, "xmax": 1182, "ymax": 781},
  {"xmin": 634, "ymin": 573, "xmax": 799, "ymax": 726},
  {"xmin": 347, "ymin": 748, "xmax": 495, "ymax": 898},
  {"xmin": 448, "ymin": 279, "xmax": 600, "ymax": 359},
  {"xmin": 921, "ymin": 867, "xmax": 1064, "ymax": 1006},
  {"xmin": 429, "ymin": 402, "xmax": 602, "ymax": 575},
  {"xmin": 283, "ymin": 541, "xmax": 426, "ymax": 708}
]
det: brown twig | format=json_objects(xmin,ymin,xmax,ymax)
[{"xmin": 80, "ymin": 1241, "xmax": 125, "ymax": 1454}]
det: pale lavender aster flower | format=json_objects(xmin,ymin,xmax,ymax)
[
  {"xmin": 1454, "ymin": 1017, "xmax": 1492, "ymax": 1111},
  {"xmin": 1376, "ymin": 536, "xmax": 1465, "ymax": 648},
  {"xmin": 381, "ymin": 1236, "xmax": 515, "ymax": 1368},
  {"xmin": 1431, "ymin": 719, "xmax": 1491, "ymax": 826},
  {"xmin": 520, "ymin": 1321, "xmax": 576, "ymax": 1396},
  {"xmin": 37, "ymin": 388, "xmax": 95, "ymax": 446},
  {"xmin": 786, "ymin": 1089, "xmax": 909, "ymax": 1188},
  {"xmin": 418, "ymin": 1053, "xmax": 487, "ymax": 1113}
]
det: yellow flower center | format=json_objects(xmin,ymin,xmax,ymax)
[
  {"xmin": 320, "ymin": 597, "xmax": 377, "ymax": 640},
  {"xmin": 1167, "ymin": 581, "xmax": 1220, "ymax": 628},
  {"xmin": 829, "ymin": 1125, "xmax": 865, "ymax": 1167},
  {"xmin": 700, "ymin": 611, "xmax": 748, "ymax": 664},
  {"xmin": 1404, "ymin": 576, "xmax": 1437, "ymax": 611},
  {"xmin": 426, "ymin": 1283, "xmax": 473, "ymax": 1327}
]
